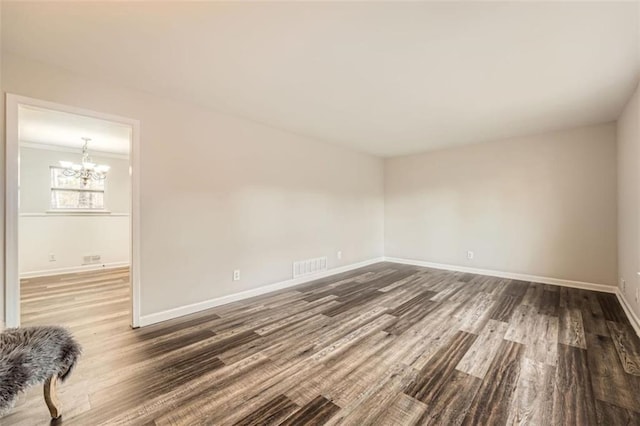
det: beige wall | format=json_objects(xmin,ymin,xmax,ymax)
[
  {"xmin": 385, "ymin": 124, "xmax": 618, "ymax": 286},
  {"xmin": 618, "ymin": 81, "xmax": 640, "ymax": 317},
  {"xmin": 2, "ymin": 53, "xmax": 384, "ymax": 318}
]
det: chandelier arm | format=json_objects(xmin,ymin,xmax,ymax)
[{"xmin": 59, "ymin": 138, "xmax": 109, "ymax": 184}]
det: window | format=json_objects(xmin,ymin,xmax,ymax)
[{"xmin": 50, "ymin": 167, "xmax": 106, "ymax": 210}]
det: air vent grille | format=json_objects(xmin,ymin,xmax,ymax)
[
  {"xmin": 83, "ymin": 254, "xmax": 101, "ymax": 265},
  {"xmin": 293, "ymin": 257, "xmax": 328, "ymax": 278}
]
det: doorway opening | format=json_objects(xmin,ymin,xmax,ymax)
[{"xmin": 5, "ymin": 95, "xmax": 141, "ymax": 328}]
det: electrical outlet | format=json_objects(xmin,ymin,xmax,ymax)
[
  {"xmin": 48, "ymin": 253, "xmax": 56, "ymax": 262},
  {"xmin": 466, "ymin": 251, "xmax": 474, "ymax": 260},
  {"xmin": 337, "ymin": 251, "xmax": 342, "ymax": 260},
  {"xmin": 233, "ymin": 270, "xmax": 240, "ymax": 281},
  {"xmin": 622, "ymin": 279, "xmax": 626, "ymax": 292}
]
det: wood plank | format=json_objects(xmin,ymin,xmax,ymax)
[
  {"xmin": 585, "ymin": 332, "xmax": 640, "ymax": 411},
  {"xmin": 538, "ymin": 286, "xmax": 560, "ymax": 317},
  {"xmin": 462, "ymin": 340, "xmax": 525, "ymax": 425},
  {"xmin": 506, "ymin": 357, "xmax": 554, "ymax": 425},
  {"xmin": 233, "ymin": 394, "xmax": 299, "ymax": 426},
  {"xmin": 552, "ymin": 343, "xmax": 598, "ymax": 425},
  {"xmin": 524, "ymin": 313, "xmax": 558, "ymax": 366},
  {"xmin": 405, "ymin": 331, "xmax": 478, "ymax": 402},
  {"xmin": 597, "ymin": 292, "xmax": 631, "ymax": 324},
  {"xmin": 415, "ymin": 370, "xmax": 482, "ymax": 425},
  {"xmin": 504, "ymin": 304, "xmax": 537, "ymax": 344},
  {"xmin": 456, "ymin": 291, "xmax": 496, "ymax": 334},
  {"xmin": 384, "ymin": 291, "xmax": 440, "ymax": 335},
  {"xmin": 456, "ymin": 319, "xmax": 509, "ymax": 379},
  {"xmin": 578, "ymin": 290, "xmax": 610, "ymax": 337},
  {"xmin": 595, "ymin": 399, "xmax": 640, "ymax": 425},
  {"xmin": 279, "ymin": 395, "xmax": 340, "ymax": 426},
  {"xmin": 373, "ymin": 393, "xmax": 426, "ymax": 425},
  {"xmin": 324, "ymin": 363, "xmax": 416, "ymax": 426},
  {"xmin": 606, "ymin": 320, "xmax": 640, "ymax": 376},
  {"xmin": 490, "ymin": 294, "xmax": 522, "ymax": 322},
  {"xmin": 558, "ymin": 307, "xmax": 587, "ymax": 349}
]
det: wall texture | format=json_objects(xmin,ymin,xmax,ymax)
[
  {"xmin": 385, "ymin": 124, "xmax": 618, "ymax": 287},
  {"xmin": 2, "ymin": 53, "xmax": 385, "ymax": 319},
  {"xmin": 618, "ymin": 81, "xmax": 640, "ymax": 318},
  {"xmin": 19, "ymin": 146, "xmax": 130, "ymax": 275}
]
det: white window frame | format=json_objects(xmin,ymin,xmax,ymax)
[{"xmin": 49, "ymin": 166, "xmax": 109, "ymax": 212}]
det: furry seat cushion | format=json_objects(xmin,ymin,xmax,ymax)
[{"xmin": 0, "ymin": 326, "xmax": 81, "ymax": 416}]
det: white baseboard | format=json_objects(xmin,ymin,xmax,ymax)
[
  {"xmin": 616, "ymin": 289, "xmax": 640, "ymax": 337},
  {"xmin": 139, "ymin": 257, "xmax": 385, "ymax": 327},
  {"xmin": 137, "ymin": 255, "xmax": 640, "ymax": 336},
  {"xmin": 20, "ymin": 261, "xmax": 130, "ymax": 279},
  {"xmin": 386, "ymin": 257, "xmax": 640, "ymax": 336},
  {"xmin": 384, "ymin": 257, "xmax": 616, "ymax": 294},
  {"xmin": 392, "ymin": 257, "xmax": 639, "ymax": 337}
]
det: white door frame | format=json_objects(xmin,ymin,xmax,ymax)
[{"xmin": 5, "ymin": 94, "xmax": 141, "ymax": 328}]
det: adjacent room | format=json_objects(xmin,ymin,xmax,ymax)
[
  {"xmin": 0, "ymin": 1, "xmax": 639, "ymax": 425},
  {"xmin": 18, "ymin": 106, "xmax": 132, "ymax": 332}
]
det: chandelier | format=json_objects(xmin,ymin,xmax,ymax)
[{"xmin": 59, "ymin": 137, "xmax": 110, "ymax": 185}]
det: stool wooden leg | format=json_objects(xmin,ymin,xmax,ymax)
[{"xmin": 44, "ymin": 376, "xmax": 61, "ymax": 419}]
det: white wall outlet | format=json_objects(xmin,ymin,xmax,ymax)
[
  {"xmin": 622, "ymin": 278, "xmax": 626, "ymax": 292},
  {"xmin": 233, "ymin": 270, "xmax": 240, "ymax": 281},
  {"xmin": 337, "ymin": 251, "xmax": 342, "ymax": 260},
  {"xmin": 48, "ymin": 253, "xmax": 56, "ymax": 262},
  {"xmin": 466, "ymin": 251, "xmax": 474, "ymax": 260}
]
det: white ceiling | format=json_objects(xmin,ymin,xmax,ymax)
[
  {"xmin": 19, "ymin": 106, "xmax": 131, "ymax": 155},
  {"xmin": 3, "ymin": 2, "xmax": 639, "ymax": 157}
]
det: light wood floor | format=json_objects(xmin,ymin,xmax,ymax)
[{"xmin": 4, "ymin": 262, "xmax": 640, "ymax": 425}]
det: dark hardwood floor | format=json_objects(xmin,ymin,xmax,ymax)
[{"xmin": 4, "ymin": 262, "xmax": 640, "ymax": 425}]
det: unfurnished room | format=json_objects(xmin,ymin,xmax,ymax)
[{"xmin": 0, "ymin": 1, "xmax": 639, "ymax": 425}]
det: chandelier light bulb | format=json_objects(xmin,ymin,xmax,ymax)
[{"xmin": 58, "ymin": 137, "xmax": 110, "ymax": 185}]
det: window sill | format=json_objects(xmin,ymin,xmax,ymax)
[
  {"xmin": 20, "ymin": 211, "xmax": 129, "ymax": 217},
  {"xmin": 46, "ymin": 209, "xmax": 112, "ymax": 215}
]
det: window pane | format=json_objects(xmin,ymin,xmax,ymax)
[
  {"xmin": 51, "ymin": 190, "xmax": 104, "ymax": 209},
  {"xmin": 51, "ymin": 167, "xmax": 105, "ymax": 190}
]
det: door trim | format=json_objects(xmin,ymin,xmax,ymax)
[{"xmin": 5, "ymin": 94, "xmax": 141, "ymax": 328}]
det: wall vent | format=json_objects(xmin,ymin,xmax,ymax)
[
  {"xmin": 83, "ymin": 254, "xmax": 101, "ymax": 265},
  {"xmin": 293, "ymin": 256, "xmax": 328, "ymax": 278}
]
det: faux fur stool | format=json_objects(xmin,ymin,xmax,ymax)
[{"xmin": 0, "ymin": 326, "xmax": 81, "ymax": 419}]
